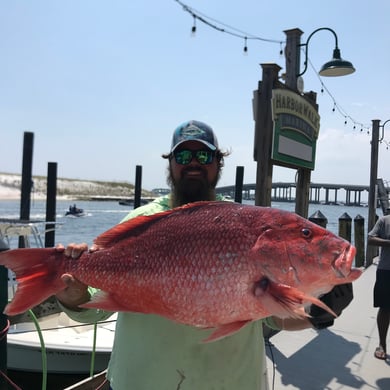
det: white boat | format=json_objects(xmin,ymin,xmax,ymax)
[
  {"xmin": 0, "ymin": 220, "xmax": 115, "ymax": 375},
  {"xmin": 7, "ymin": 311, "xmax": 115, "ymax": 374}
]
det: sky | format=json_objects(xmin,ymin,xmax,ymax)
[{"xmin": 1, "ymin": 0, "xmax": 390, "ymax": 192}]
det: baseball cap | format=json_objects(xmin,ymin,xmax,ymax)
[{"xmin": 170, "ymin": 120, "xmax": 219, "ymax": 152}]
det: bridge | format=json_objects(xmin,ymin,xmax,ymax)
[{"xmin": 216, "ymin": 182, "xmax": 373, "ymax": 206}]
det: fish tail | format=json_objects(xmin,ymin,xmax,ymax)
[
  {"xmin": 268, "ymin": 283, "xmax": 337, "ymax": 319},
  {"xmin": 0, "ymin": 248, "xmax": 65, "ymax": 316}
]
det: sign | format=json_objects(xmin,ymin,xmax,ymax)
[{"xmin": 271, "ymin": 89, "xmax": 320, "ymax": 170}]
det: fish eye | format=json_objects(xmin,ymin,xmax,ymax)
[
  {"xmin": 253, "ymin": 277, "xmax": 269, "ymax": 297},
  {"xmin": 301, "ymin": 228, "xmax": 312, "ymax": 239}
]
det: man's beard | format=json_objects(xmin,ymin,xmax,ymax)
[{"xmin": 168, "ymin": 167, "xmax": 219, "ymax": 207}]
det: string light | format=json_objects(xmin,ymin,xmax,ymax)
[
  {"xmin": 243, "ymin": 37, "xmax": 248, "ymax": 55},
  {"xmin": 174, "ymin": 0, "xmax": 283, "ymax": 50},
  {"xmin": 191, "ymin": 16, "xmax": 196, "ymax": 36},
  {"xmin": 307, "ymin": 58, "xmax": 371, "ymax": 134},
  {"xmin": 174, "ymin": 0, "xmax": 382, "ymax": 147}
]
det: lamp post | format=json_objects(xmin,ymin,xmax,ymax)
[
  {"xmin": 283, "ymin": 28, "xmax": 355, "ymax": 217},
  {"xmin": 285, "ymin": 27, "xmax": 355, "ymax": 90},
  {"xmin": 366, "ymin": 119, "xmax": 390, "ymax": 266},
  {"xmin": 298, "ymin": 27, "xmax": 355, "ymax": 78}
]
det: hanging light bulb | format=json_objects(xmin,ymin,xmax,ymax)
[
  {"xmin": 243, "ymin": 37, "xmax": 248, "ymax": 55},
  {"xmin": 191, "ymin": 16, "xmax": 196, "ymax": 37}
]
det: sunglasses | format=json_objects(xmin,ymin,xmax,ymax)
[{"xmin": 173, "ymin": 149, "xmax": 215, "ymax": 165}]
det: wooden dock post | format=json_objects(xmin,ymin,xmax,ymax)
[
  {"xmin": 366, "ymin": 119, "xmax": 380, "ymax": 266},
  {"xmin": 309, "ymin": 210, "xmax": 328, "ymax": 228},
  {"xmin": 0, "ymin": 238, "xmax": 9, "ymax": 387},
  {"xmin": 133, "ymin": 165, "xmax": 142, "ymax": 209},
  {"xmin": 338, "ymin": 213, "xmax": 352, "ymax": 242},
  {"xmin": 19, "ymin": 131, "xmax": 34, "ymax": 247},
  {"xmin": 354, "ymin": 214, "xmax": 365, "ymax": 267},
  {"xmin": 45, "ymin": 162, "xmax": 58, "ymax": 247},
  {"xmin": 234, "ymin": 166, "xmax": 244, "ymax": 203}
]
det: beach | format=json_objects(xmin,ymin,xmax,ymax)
[
  {"xmin": 0, "ymin": 183, "xmax": 23, "ymax": 200},
  {"xmin": 0, "ymin": 172, "xmax": 142, "ymax": 201}
]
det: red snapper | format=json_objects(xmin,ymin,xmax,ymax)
[{"xmin": 0, "ymin": 201, "xmax": 361, "ymax": 342}]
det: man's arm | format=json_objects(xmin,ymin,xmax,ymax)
[{"xmin": 368, "ymin": 235, "xmax": 390, "ymax": 247}]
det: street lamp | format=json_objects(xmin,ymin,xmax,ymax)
[
  {"xmin": 281, "ymin": 27, "xmax": 356, "ymax": 218},
  {"xmin": 379, "ymin": 119, "xmax": 390, "ymax": 142},
  {"xmin": 298, "ymin": 27, "xmax": 355, "ymax": 77}
]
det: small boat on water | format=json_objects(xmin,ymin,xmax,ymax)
[
  {"xmin": 118, "ymin": 197, "xmax": 154, "ymax": 206},
  {"xmin": 0, "ymin": 220, "xmax": 114, "ymax": 379},
  {"xmin": 65, "ymin": 204, "xmax": 86, "ymax": 217}
]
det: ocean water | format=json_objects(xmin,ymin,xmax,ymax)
[
  {"xmin": 0, "ymin": 199, "xmax": 130, "ymax": 248},
  {"xmin": 0, "ymin": 198, "xmax": 373, "ymax": 249}
]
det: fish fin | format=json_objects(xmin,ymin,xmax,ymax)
[
  {"xmin": 0, "ymin": 248, "xmax": 65, "ymax": 316},
  {"xmin": 94, "ymin": 210, "xmax": 174, "ymax": 248},
  {"xmin": 267, "ymin": 282, "xmax": 337, "ymax": 319},
  {"xmin": 80, "ymin": 290, "xmax": 128, "ymax": 312},
  {"xmin": 94, "ymin": 201, "xmax": 223, "ymax": 248},
  {"xmin": 202, "ymin": 320, "xmax": 251, "ymax": 343}
]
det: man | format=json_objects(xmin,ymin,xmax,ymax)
[
  {"xmin": 368, "ymin": 209, "xmax": 390, "ymax": 360},
  {"xmin": 56, "ymin": 120, "xmax": 351, "ymax": 389}
]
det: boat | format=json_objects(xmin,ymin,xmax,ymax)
[
  {"xmin": 65, "ymin": 204, "xmax": 86, "ymax": 217},
  {"xmin": 118, "ymin": 197, "xmax": 154, "ymax": 206},
  {"xmin": 0, "ymin": 220, "xmax": 114, "ymax": 378}
]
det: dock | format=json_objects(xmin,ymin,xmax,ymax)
[{"xmin": 265, "ymin": 261, "xmax": 389, "ymax": 390}]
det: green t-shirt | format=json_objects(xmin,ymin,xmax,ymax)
[{"xmin": 62, "ymin": 195, "xmax": 279, "ymax": 389}]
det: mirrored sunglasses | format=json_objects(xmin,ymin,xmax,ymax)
[{"xmin": 173, "ymin": 149, "xmax": 215, "ymax": 165}]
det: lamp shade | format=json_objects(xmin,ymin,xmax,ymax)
[{"xmin": 319, "ymin": 48, "xmax": 355, "ymax": 77}]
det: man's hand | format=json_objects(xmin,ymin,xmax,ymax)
[
  {"xmin": 56, "ymin": 273, "xmax": 90, "ymax": 309},
  {"xmin": 55, "ymin": 243, "xmax": 99, "ymax": 310},
  {"xmin": 308, "ymin": 283, "xmax": 354, "ymax": 329}
]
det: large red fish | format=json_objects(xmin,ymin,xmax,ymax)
[{"xmin": 0, "ymin": 201, "xmax": 361, "ymax": 342}]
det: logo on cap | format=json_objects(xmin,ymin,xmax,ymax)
[
  {"xmin": 171, "ymin": 120, "xmax": 218, "ymax": 152},
  {"xmin": 180, "ymin": 124, "xmax": 206, "ymax": 138}
]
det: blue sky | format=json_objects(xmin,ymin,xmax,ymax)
[{"xmin": 1, "ymin": 0, "xmax": 389, "ymax": 191}]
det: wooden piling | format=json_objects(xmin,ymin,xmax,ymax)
[
  {"xmin": 0, "ymin": 238, "xmax": 9, "ymax": 386},
  {"xmin": 309, "ymin": 210, "xmax": 328, "ymax": 228},
  {"xmin": 45, "ymin": 162, "xmax": 57, "ymax": 247},
  {"xmin": 234, "ymin": 166, "xmax": 244, "ymax": 203},
  {"xmin": 19, "ymin": 132, "xmax": 34, "ymax": 247},
  {"xmin": 133, "ymin": 165, "xmax": 142, "ymax": 209},
  {"xmin": 354, "ymin": 214, "xmax": 365, "ymax": 267},
  {"xmin": 338, "ymin": 212, "xmax": 352, "ymax": 242}
]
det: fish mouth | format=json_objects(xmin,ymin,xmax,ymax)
[{"xmin": 332, "ymin": 244, "xmax": 357, "ymax": 278}]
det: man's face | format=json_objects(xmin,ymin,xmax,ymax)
[{"xmin": 168, "ymin": 141, "xmax": 219, "ymax": 204}]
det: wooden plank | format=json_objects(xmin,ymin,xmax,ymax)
[{"xmin": 64, "ymin": 370, "xmax": 109, "ymax": 390}]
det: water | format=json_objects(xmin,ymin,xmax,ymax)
[
  {"xmin": 0, "ymin": 199, "xmax": 131, "ymax": 247},
  {"xmin": 0, "ymin": 198, "xmax": 372, "ymax": 248}
]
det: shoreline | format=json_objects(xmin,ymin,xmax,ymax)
[
  {"xmin": 0, "ymin": 173, "xmax": 147, "ymax": 202},
  {"xmin": 0, "ymin": 185, "xmax": 71, "ymax": 201}
]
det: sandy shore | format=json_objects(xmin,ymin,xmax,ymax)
[
  {"xmin": 0, "ymin": 184, "xmax": 20, "ymax": 199},
  {"xmin": 0, "ymin": 173, "xmax": 142, "ymax": 201},
  {"xmin": 0, "ymin": 185, "xmax": 75, "ymax": 201}
]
